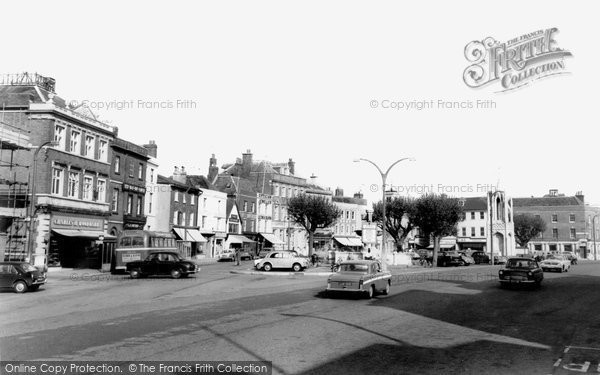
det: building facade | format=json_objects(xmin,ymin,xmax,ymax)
[
  {"xmin": 143, "ymin": 140, "xmax": 159, "ymax": 232},
  {"xmin": 1, "ymin": 73, "xmax": 117, "ymax": 270},
  {"xmin": 331, "ymin": 188, "xmax": 368, "ymax": 251},
  {"xmin": 513, "ymin": 190, "xmax": 600, "ymax": 259},
  {"xmin": 107, "ymin": 138, "xmax": 149, "ymax": 236},
  {"xmin": 188, "ymin": 174, "xmax": 227, "ymax": 258}
]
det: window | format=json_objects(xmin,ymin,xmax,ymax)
[
  {"xmin": 137, "ymin": 163, "xmax": 143, "ymax": 179},
  {"xmin": 98, "ymin": 140, "xmax": 108, "ymax": 162},
  {"xmin": 127, "ymin": 195, "xmax": 133, "ymax": 214},
  {"xmin": 552, "ymin": 214, "xmax": 558, "ymax": 223},
  {"xmin": 352, "ymin": 211, "xmax": 355, "ymax": 220},
  {"xmin": 114, "ymin": 156, "xmax": 121, "ymax": 174},
  {"xmin": 569, "ymin": 214, "xmax": 575, "ymax": 223},
  {"xmin": 54, "ymin": 124, "xmax": 66, "ymax": 149},
  {"xmin": 84, "ymin": 135, "xmax": 95, "ymax": 157},
  {"xmin": 136, "ymin": 196, "xmax": 142, "ymax": 215},
  {"xmin": 51, "ymin": 168, "xmax": 63, "ymax": 195},
  {"xmin": 461, "ymin": 227, "xmax": 466, "ymax": 236},
  {"xmin": 480, "ymin": 212, "xmax": 484, "ymax": 219},
  {"xmin": 183, "ymin": 194, "xmax": 187, "ymax": 204},
  {"xmin": 112, "ymin": 188, "xmax": 119, "ymax": 212},
  {"xmin": 552, "ymin": 228, "xmax": 559, "ymax": 239},
  {"xmin": 570, "ymin": 228, "xmax": 576, "ymax": 239},
  {"xmin": 128, "ymin": 162, "xmax": 134, "ymax": 177},
  {"xmin": 174, "ymin": 191, "xmax": 179, "ymax": 202},
  {"xmin": 148, "ymin": 192, "xmax": 153, "ymax": 213},
  {"xmin": 251, "ymin": 202, "xmax": 256, "ymax": 213},
  {"xmin": 203, "ymin": 198, "xmax": 207, "ymax": 208},
  {"xmin": 189, "ymin": 213, "xmax": 194, "ymax": 226},
  {"xmin": 190, "ymin": 195, "xmax": 195, "ymax": 205},
  {"xmin": 181, "ymin": 212, "xmax": 186, "ymax": 226},
  {"xmin": 97, "ymin": 179, "xmax": 106, "ymax": 202},
  {"xmin": 173, "ymin": 210, "xmax": 178, "ymax": 224},
  {"xmin": 470, "ymin": 212, "xmax": 475, "ymax": 220},
  {"xmin": 346, "ymin": 211, "xmax": 350, "ymax": 219},
  {"xmin": 70, "ymin": 130, "xmax": 80, "ymax": 154},
  {"xmin": 68, "ymin": 172, "xmax": 79, "ymax": 198},
  {"xmin": 83, "ymin": 176, "xmax": 93, "ymax": 200},
  {"xmin": 150, "ymin": 168, "xmax": 154, "ymax": 183},
  {"xmin": 480, "ymin": 227, "xmax": 485, "ymax": 236},
  {"xmin": 471, "ymin": 227, "xmax": 476, "ymax": 237}
]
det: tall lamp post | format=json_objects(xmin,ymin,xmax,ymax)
[
  {"xmin": 27, "ymin": 140, "xmax": 59, "ymax": 266},
  {"xmin": 592, "ymin": 214, "xmax": 599, "ymax": 261},
  {"xmin": 354, "ymin": 157, "xmax": 415, "ymax": 271}
]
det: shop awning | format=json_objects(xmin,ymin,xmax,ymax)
[
  {"xmin": 259, "ymin": 232, "xmax": 284, "ymax": 245},
  {"xmin": 185, "ymin": 229, "xmax": 207, "ymax": 242},
  {"xmin": 173, "ymin": 228, "xmax": 187, "ymax": 240},
  {"xmin": 334, "ymin": 236, "xmax": 363, "ymax": 247},
  {"xmin": 52, "ymin": 229, "xmax": 115, "ymax": 240},
  {"xmin": 227, "ymin": 234, "xmax": 256, "ymax": 244}
]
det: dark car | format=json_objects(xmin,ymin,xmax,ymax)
[
  {"xmin": 437, "ymin": 251, "xmax": 467, "ymax": 267},
  {"xmin": 0, "ymin": 262, "xmax": 47, "ymax": 293},
  {"xmin": 498, "ymin": 257, "xmax": 543, "ymax": 288},
  {"xmin": 470, "ymin": 251, "xmax": 490, "ymax": 264},
  {"xmin": 126, "ymin": 251, "xmax": 199, "ymax": 279}
]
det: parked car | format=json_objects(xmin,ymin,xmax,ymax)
[
  {"xmin": 126, "ymin": 251, "xmax": 199, "ymax": 279},
  {"xmin": 0, "ymin": 262, "xmax": 47, "ymax": 293},
  {"xmin": 498, "ymin": 257, "xmax": 543, "ymax": 288},
  {"xmin": 326, "ymin": 260, "xmax": 392, "ymax": 298},
  {"xmin": 459, "ymin": 252, "xmax": 475, "ymax": 265},
  {"xmin": 492, "ymin": 255, "xmax": 508, "ymax": 265},
  {"xmin": 437, "ymin": 251, "xmax": 467, "ymax": 267},
  {"xmin": 540, "ymin": 254, "xmax": 571, "ymax": 273},
  {"xmin": 218, "ymin": 250, "xmax": 235, "ymax": 261},
  {"xmin": 254, "ymin": 250, "xmax": 309, "ymax": 272},
  {"xmin": 238, "ymin": 249, "xmax": 253, "ymax": 260},
  {"xmin": 470, "ymin": 251, "xmax": 490, "ymax": 264}
]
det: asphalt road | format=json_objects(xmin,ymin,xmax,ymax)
[{"xmin": 1, "ymin": 260, "xmax": 600, "ymax": 374}]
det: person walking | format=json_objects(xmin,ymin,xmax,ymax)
[{"xmin": 235, "ymin": 248, "xmax": 241, "ymax": 266}]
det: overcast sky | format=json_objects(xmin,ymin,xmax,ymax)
[{"xmin": 4, "ymin": 0, "xmax": 598, "ymax": 206}]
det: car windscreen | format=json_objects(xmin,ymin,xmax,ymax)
[
  {"xmin": 21, "ymin": 263, "xmax": 38, "ymax": 272},
  {"xmin": 339, "ymin": 264, "xmax": 369, "ymax": 273}
]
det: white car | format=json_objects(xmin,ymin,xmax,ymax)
[
  {"xmin": 254, "ymin": 250, "xmax": 309, "ymax": 272},
  {"xmin": 540, "ymin": 255, "xmax": 571, "ymax": 273}
]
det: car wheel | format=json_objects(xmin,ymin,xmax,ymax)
[
  {"xmin": 382, "ymin": 281, "xmax": 390, "ymax": 295},
  {"xmin": 292, "ymin": 263, "xmax": 302, "ymax": 272},
  {"xmin": 129, "ymin": 269, "xmax": 141, "ymax": 279},
  {"xmin": 263, "ymin": 263, "xmax": 272, "ymax": 272},
  {"xmin": 366, "ymin": 285, "xmax": 375, "ymax": 299},
  {"xmin": 13, "ymin": 281, "xmax": 28, "ymax": 293},
  {"xmin": 170, "ymin": 268, "xmax": 182, "ymax": 279}
]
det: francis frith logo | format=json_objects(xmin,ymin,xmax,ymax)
[{"xmin": 463, "ymin": 28, "xmax": 572, "ymax": 92}]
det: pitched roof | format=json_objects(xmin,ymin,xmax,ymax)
[
  {"xmin": 156, "ymin": 174, "xmax": 200, "ymax": 193},
  {"xmin": 186, "ymin": 175, "xmax": 214, "ymax": 190},
  {"xmin": 513, "ymin": 196, "xmax": 584, "ymax": 207},
  {"xmin": 461, "ymin": 197, "xmax": 487, "ymax": 210},
  {"xmin": 213, "ymin": 175, "xmax": 258, "ymax": 196}
]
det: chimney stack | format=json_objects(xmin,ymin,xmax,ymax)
[
  {"xmin": 208, "ymin": 154, "xmax": 219, "ymax": 183},
  {"xmin": 172, "ymin": 166, "xmax": 187, "ymax": 184},
  {"xmin": 143, "ymin": 140, "xmax": 158, "ymax": 158},
  {"xmin": 288, "ymin": 158, "xmax": 295, "ymax": 175},
  {"xmin": 335, "ymin": 187, "xmax": 344, "ymax": 197},
  {"xmin": 576, "ymin": 191, "xmax": 584, "ymax": 203},
  {"xmin": 242, "ymin": 149, "xmax": 253, "ymax": 177}
]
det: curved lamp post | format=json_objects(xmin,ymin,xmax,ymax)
[
  {"xmin": 354, "ymin": 157, "xmax": 415, "ymax": 270},
  {"xmin": 27, "ymin": 140, "xmax": 59, "ymax": 266}
]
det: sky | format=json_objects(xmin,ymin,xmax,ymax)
[{"xmin": 3, "ymin": 0, "xmax": 599, "ymax": 206}]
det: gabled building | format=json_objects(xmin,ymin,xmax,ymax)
[{"xmin": 331, "ymin": 188, "xmax": 368, "ymax": 251}]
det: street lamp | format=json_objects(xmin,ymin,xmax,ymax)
[
  {"xmin": 354, "ymin": 157, "xmax": 415, "ymax": 270},
  {"xmin": 591, "ymin": 215, "xmax": 599, "ymax": 261},
  {"xmin": 26, "ymin": 140, "xmax": 59, "ymax": 266}
]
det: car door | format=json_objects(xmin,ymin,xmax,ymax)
[
  {"xmin": 0, "ymin": 264, "xmax": 18, "ymax": 289},
  {"xmin": 144, "ymin": 253, "xmax": 160, "ymax": 274}
]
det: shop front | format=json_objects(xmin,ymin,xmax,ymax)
[
  {"xmin": 49, "ymin": 213, "xmax": 115, "ymax": 269},
  {"xmin": 173, "ymin": 228, "xmax": 207, "ymax": 258}
]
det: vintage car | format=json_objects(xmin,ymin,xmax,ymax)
[
  {"xmin": 470, "ymin": 251, "xmax": 490, "ymax": 264},
  {"xmin": 540, "ymin": 254, "xmax": 571, "ymax": 272},
  {"xmin": 498, "ymin": 257, "xmax": 543, "ymax": 287},
  {"xmin": 560, "ymin": 252, "xmax": 578, "ymax": 265},
  {"xmin": 0, "ymin": 262, "xmax": 47, "ymax": 293},
  {"xmin": 459, "ymin": 252, "xmax": 475, "ymax": 265},
  {"xmin": 126, "ymin": 251, "xmax": 199, "ymax": 279},
  {"xmin": 218, "ymin": 249, "xmax": 235, "ymax": 261},
  {"xmin": 437, "ymin": 251, "xmax": 470, "ymax": 267},
  {"xmin": 254, "ymin": 250, "xmax": 309, "ymax": 272},
  {"xmin": 326, "ymin": 260, "xmax": 392, "ymax": 298},
  {"xmin": 492, "ymin": 255, "xmax": 508, "ymax": 265}
]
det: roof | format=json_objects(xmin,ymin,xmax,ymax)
[
  {"xmin": 461, "ymin": 197, "xmax": 488, "ymax": 210},
  {"xmin": 186, "ymin": 175, "xmax": 215, "ymax": 190},
  {"xmin": 156, "ymin": 175, "xmax": 200, "ymax": 193},
  {"xmin": 513, "ymin": 196, "xmax": 584, "ymax": 207},
  {"xmin": 213, "ymin": 175, "xmax": 259, "ymax": 195},
  {"xmin": 0, "ymin": 85, "xmax": 65, "ymax": 107}
]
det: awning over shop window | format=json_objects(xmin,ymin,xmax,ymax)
[
  {"xmin": 185, "ymin": 229, "xmax": 207, "ymax": 242},
  {"xmin": 52, "ymin": 229, "xmax": 115, "ymax": 240},
  {"xmin": 227, "ymin": 234, "xmax": 256, "ymax": 244},
  {"xmin": 173, "ymin": 228, "xmax": 187, "ymax": 240},
  {"xmin": 259, "ymin": 232, "xmax": 284, "ymax": 245},
  {"xmin": 334, "ymin": 236, "xmax": 363, "ymax": 247}
]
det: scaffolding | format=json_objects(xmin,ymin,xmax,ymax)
[{"xmin": 0, "ymin": 107, "xmax": 31, "ymax": 261}]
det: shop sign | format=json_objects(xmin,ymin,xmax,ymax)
[
  {"xmin": 123, "ymin": 183, "xmax": 146, "ymax": 194},
  {"xmin": 52, "ymin": 214, "xmax": 103, "ymax": 230}
]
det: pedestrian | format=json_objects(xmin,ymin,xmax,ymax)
[{"xmin": 235, "ymin": 248, "xmax": 241, "ymax": 266}]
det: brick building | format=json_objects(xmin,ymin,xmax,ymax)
[
  {"xmin": 513, "ymin": 190, "xmax": 600, "ymax": 258},
  {"xmin": 107, "ymin": 138, "xmax": 149, "ymax": 235},
  {"xmin": 0, "ymin": 73, "xmax": 117, "ymax": 269}
]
